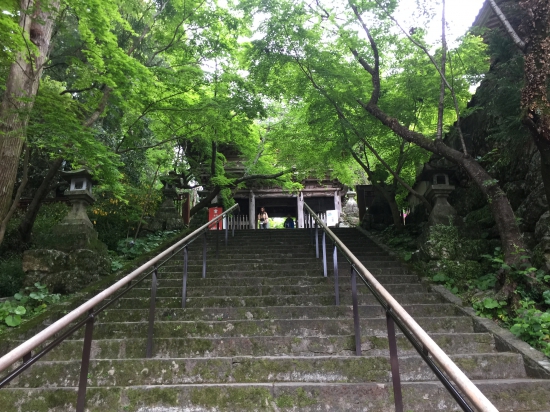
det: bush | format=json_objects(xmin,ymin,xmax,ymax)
[
  {"xmin": 0, "ymin": 283, "xmax": 61, "ymax": 332},
  {"xmin": 0, "ymin": 258, "xmax": 26, "ymax": 298}
]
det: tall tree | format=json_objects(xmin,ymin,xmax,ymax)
[
  {"xmin": 0, "ymin": 0, "xmax": 60, "ymax": 223},
  {"xmin": 243, "ymin": 0, "xmax": 527, "ymax": 266}
]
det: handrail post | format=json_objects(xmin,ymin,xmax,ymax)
[
  {"xmin": 315, "ymin": 222, "xmax": 319, "ymax": 258},
  {"xmin": 322, "ymin": 231, "xmax": 327, "ymax": 277},
  {"xmin": 216, "ymin": 223, "xmax": 219, "ymax": 259},
  {"xmin": 387, "ymin": 308, "xmax": 404, "ymax": 412},
  {"xmin": 76, "ymin": 309, "xmax": 95, "ymax": 412},
  {"xmin": 225, "ymin": 216, "xmax": 229, "ymax": 246},
  {"xmin": 351, "ymin": 266, "xmax": 362, "ymax": 356},
  {"xmin": 232, "ymin": 215, "xmax": 235, "ymax": 237},
  {"xmin": 182, "ymin": 246, "xmax": 188, "ymax": 308},
  {"xmin": 333, "ymin": 244, "xmax": 339, "ymax": 305},
  {"xmin": 202, "ymin": 231, "xmax": 207, "ymax": 278},
  {"xmin": 146, "ymin": 267, "xmax": 158, "ymax": 358}
]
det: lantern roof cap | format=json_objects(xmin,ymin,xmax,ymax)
[{"xmin": 60, "ymin": 168, "xmax": 97, "ymax": 184}]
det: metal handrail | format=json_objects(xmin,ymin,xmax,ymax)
[
  {"xmin": 0, "ymin": 203, "xmax": 239, "ymax": 401},
  {"xmin": 303, "ymin": 203, "xmax": 497, "ymax": 412}
]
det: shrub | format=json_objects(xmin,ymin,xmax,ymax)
[{"xmin": 0, "ymin": 258, "xmax": 26, "ymax": 298}]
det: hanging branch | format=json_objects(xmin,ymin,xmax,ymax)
[
  {"xmin": 284, "ymin": 32, "xmax": 432, "ymax": 212},
  {"xmin": 487, "ymin": 0, "xmax": 526, "ymax": 51},
  {"xmin": 436, "ymin": 0, "xmax": 447, "ymax": 140},
  {"xmin": 355, "ymin": 0, "xmax": 468, "ymax": 155}
]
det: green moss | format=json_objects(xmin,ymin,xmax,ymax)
[
  {"xmin": 275, "ymin": 388, "xmax": 317, "ymax": 408},
  {"xmin": 126, "ymin": 387, "xmax": 178, "ymax": 409},
  {"xmin": 190, "ymin": 386, "xmax": 273, "ymax": 408}
]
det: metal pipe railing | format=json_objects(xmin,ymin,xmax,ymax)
[
  {"xmin": 0, "ymin": 203, "xmax": 239, "ymax": 409},
  {"xmin": 303, "ymin": 204, "xmax": 497, "ymax": 412}
]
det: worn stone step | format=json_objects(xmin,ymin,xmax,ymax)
[
  {"xmin": 158, "ymin": 261, "xmax": 403, "ymax": 272},
  {"xmin": 8, "ymin": 353, "xmax": 526, "ymax": 389},
  {"xmin": 107, "ymin": 292, "xmax": 444, "ymax": 309},
  {"xmin": 157, "ymin": 267, "xmax": 410, "ymax": 278},
  {"xmin": 127, "ymin": 283, "xmax": 427, "ymax": 299},
  {"xmin": 93, "ymin": 303, "xmax": 464, "ymax": 323},
  {"xmin": 2, "ymin": 379, "xmax": 549, "ymax": 411},
  {"xmin": 142, "ymin": 274, "xmax": 420, "ymax": 288},
  {"xmin": 31, "ymin": 333, "xmax": 496, "ymax": 361},
  {"xmin": 0, "ymin": 304, "xmax": 463, "ymax": 344},
  {"xmin": 70, "ymin": 316, "xmax": 474, "ymax": 339}
]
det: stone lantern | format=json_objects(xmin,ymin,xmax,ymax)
[
  {"xmin": 149, "ymin": 172, "xmax": 185, "ymax": 232},
  {"xmin": 339, "ymin": 190, "xmax": 360, "ymax": 227},
  {"xmin": 52, "ymin": 169, "xmax": 98, "ymax": 246},
  {"xmin": 22, "ymin": 168, "xmax": 110, "ymax": 294},
  {"xmin": 424, "ymin": 173, "xmax": 457, "ymax": 226}
]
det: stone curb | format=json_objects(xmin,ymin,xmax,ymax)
[{"xmin": 355, "ymin": 225, "xmax": 550, "ymax": 380}]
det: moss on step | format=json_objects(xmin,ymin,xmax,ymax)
[
  {"xmin": 275, "ymin": 387, "xmax": 318, "ymax": 408},
  {"xmin": 124, "ymin": 386, "xmax": 178, "ymax": 409},
  {"xmin": 190, "ymin": 386, "xmax": 273, "ymax": 409}
]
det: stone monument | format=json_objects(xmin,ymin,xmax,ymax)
[
  {"xmin": 22, "ymin": 169, "xmax": 110, "ymax": 294},
  {"xmin": 149, "ymin": 172, "xmax": 185, "ymax": 232}
]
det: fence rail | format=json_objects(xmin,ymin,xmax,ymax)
[
  {"xmin": 303, "ymin": 203, "xmax": 497, "ymax": 412},
  {"xmin": 0, "ymin": 203, "xmax": 239, "ymax": 411}
]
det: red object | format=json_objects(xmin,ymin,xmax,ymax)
[{"xmin": 208, "ymin": 207, "xmax": 223, "ymax": 230}]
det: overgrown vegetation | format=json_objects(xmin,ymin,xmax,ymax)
[
  {"xmin": 0, "ymin": 283, "xmax": 62, "ymax": 333},
  {"xmin": 371, "ymin": 223, "xmax": 550, "ymax": 357}
]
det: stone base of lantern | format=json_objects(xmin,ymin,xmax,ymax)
[
  {"xmin": 22, "ymin": 248, "xmax": 110, "ymax": 294},
  {"xmin": 148, "ymin": 197, "xmax": 185, "ymax": 232},
  {"xmin": 22, "ymin": 199, "xmax": 110, "ymax": 294}
]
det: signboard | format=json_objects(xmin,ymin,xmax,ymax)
[
  {"xmin": 208, "ymin": 207, "xmax": 224, "ymax": 230},
  {"xmin": 326, "ymin": 210, "xmax": 338, "ymax": 227}
]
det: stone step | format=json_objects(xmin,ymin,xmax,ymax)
[
  {"xmin": 7, "ymin": 353, "xmax": 526, "ymax": 388},
  {"xmin": 29, "ymin": 333, "xmax": 497, "ymax": 361},
  {"xmin": 2, "ymin": 379, "xmax": 549, "ymax": 411},
  {"xmin": 156, "ymin": 267, "xmax": 410, "ymax": 278},
  {"xmin": 157, "ymin": 261, "xmax": 403, "ymax": 272},
  {"xmin": 68, "ymin": 316, "xmax": 474, "ymax": 340},
  {"xmin": 106, "ymin": 292, "xmax": 445, "ymax": 309},
  {"xmin": 125, "ymin": 283, "xmax": 428, "ymax": 298},
  {"xmin": 142, "ymin": 274, "xmax": 421, "ymax": 288},
  {"xmin": 94, "ymin": 303, "xmax": 464, "ymax": 323}
]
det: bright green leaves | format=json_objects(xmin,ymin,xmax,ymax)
[{"xmin": 0, "ymin": 283, "xmax": 61, "ymax": 330}]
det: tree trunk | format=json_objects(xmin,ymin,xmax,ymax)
[
  {"xmin": 17, "ymin": 156, "xmax": 64, "ymax": 243},
  {"xmin": 519, "ymin": 0, "xmax": 550, "ymax": 215},
  {"xmin": 0, "ymin": 0, "xmax": 60, "ymax": 223},
  {"xmin": 376, "ymin": 185, "xmax": 403, "ymax": 230},
  {"xmin": 533, "ymin": 137, "xmax": 550, "ymax": 209},
  {"xmin": 363, "ymin": 102, "xmax": 526, "ymax": 264}
]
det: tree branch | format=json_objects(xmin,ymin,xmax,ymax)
[{"xmin": 487, "ymin": 0, "xmax": 526, "ymax": 51}]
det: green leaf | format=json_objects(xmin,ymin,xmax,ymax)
[
  {"xmin": 14, "ymin": 306, "xmax": 26, "ymax": 315},
  {"xmin": 5, "ymin": 315, "xmax": 22, "ymax": 327}
]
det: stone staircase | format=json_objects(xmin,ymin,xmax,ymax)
[{"xmin": 1, "ymin": 228, "xmax": 550, "ymax": 411}]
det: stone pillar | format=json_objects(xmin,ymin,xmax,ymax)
[
  {"xmin": 249, "ymin": 190, "xmax": 256, "ymax": 230},
  {"xmin": 297, "ymin": 192, "xmax": 304, "ymax": 228},
  {"xmin": 334, "ymin": 190, "xmax": 342, "ymax": 221}
]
